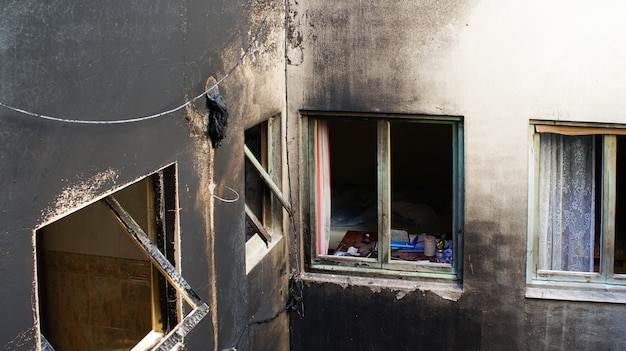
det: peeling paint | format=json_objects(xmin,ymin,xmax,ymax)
[
  {"xmin": 368, "ymin": 284, "xmax": 382, "ymax": 294},
  {"xmin": 185, "ymin": 101, "xmax": 209, "ymax": 138},
  {"xmin": 286, "ymin": 3, "xmax": 303, "ymax": 66},
  {"xmin": 302, "ymin": 272, "xmax": 463, "ymax": 302},
  {"xmin": 3, "ymin": 326, "xmax": 36, "ymax": 351},
  {"xmin": 286, "ymin": 46, "xmax": 303, "ymax": 66},
  {"xmin": 39, "ymin": 168, "xmax": 119, "ymax": 226},
  {"xmin": 394, "ymin": 290, "xmax": 407, "ymax": 300},
  {"xmin": 244, "ymin": 30, "xmax": 279, "ymax": 68}
]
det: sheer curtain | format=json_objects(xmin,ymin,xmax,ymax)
[
  {"xmin": 538, "ymin": 133, "xmax": 595, "ymax": 272},
  {"xmin": 316, "ymin": 121, "xmax": 331, "ymax": 255}
]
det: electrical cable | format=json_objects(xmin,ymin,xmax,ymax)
[
  {"xmin": 232, "ymin": 277, "xmax": 303, "ymax": 350},
  {"xmin": 0, "ymin": 4, "xmax": 273, "ymax": 125},
  {"xmin": 211, "ymin": 184, "xmax": 240, "ymax": 203}
]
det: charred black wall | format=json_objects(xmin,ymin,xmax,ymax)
[
  {"xmin": 293, "ymin": 283, "xmax": 482, "ymax": 351},
  {"xmin": 6, "ymin": 1, "xmax": 626, "ymax": 350},
  {"xmin": 286, "ymin": 1, "xmax": 626, "ymax": 350},
  {"xmin": 0, "ymin": 0, "xmax": 287, "ymax": 350}
]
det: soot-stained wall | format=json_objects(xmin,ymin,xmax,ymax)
[
  {"xmin": 0, "ymin": 0, "xmax": 287, "ymax": 350},
  {"xmin": 287, "ymin": 1, "xmax": 626, "ymax": 350},
  {"xmin": 5, "ymin": 1, "xmax": 626, "ymax": 350}
]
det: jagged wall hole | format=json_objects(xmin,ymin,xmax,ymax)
[{"xmin": 36, "ymin": 168, "xmax": 177, "ymax": 350}]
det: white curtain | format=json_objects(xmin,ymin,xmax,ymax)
[
  {"xmin": 538, "ymin": 133, "xmax": 595, "ymax": 272},
  {"xmin": 316, "ymin": 121, "xmax": 331, "ymax": 255}
]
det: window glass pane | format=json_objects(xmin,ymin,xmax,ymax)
[
  {"xmin": 538, "ymin": 133, "xmax": 596, "ymax": 272},
  {"xmin": 390, "ymin": 121, "xmax": 453, "ymax": 263},
  {"xmin": 614, "ymin": 135, "xmax": 626, "ymax": 273},
  {"xmin": 324, "ymin": 119, "xmax": 378, "ymax": 255}
]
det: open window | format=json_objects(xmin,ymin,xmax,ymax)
[
  {"xmin": 305, "ymin": 112, "xmax": 464, "ymax": 280},
  {"xmin": 245, "ymin": 119, "xmax": 274, "ymax": 244},
  {"xmin": 244, "ymin": 116, "xmax": 291, "ymax": 272},
  {"xmin": 526, "ymin": 122, "xmax": 626, "ymax": 303},
  {"xmin": 35, "ymin": 165, "xmax": 208, "ymax": 350}
]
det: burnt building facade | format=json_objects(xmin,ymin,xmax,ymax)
[{"xmin": 2, "ymin": 1, "xmax": 626, "ymax": 350}]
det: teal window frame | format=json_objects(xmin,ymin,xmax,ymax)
[{"xmin": 302, "ymin": 112, "xmax": 464, "ymax": 281}]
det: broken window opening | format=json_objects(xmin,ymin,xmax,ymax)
[
  {"xmin": 307, "ymin": 114, "xmax": 464, "ymax": 279},
  {"xmin": 36, "ymin": 165, "xmax": 208, "ymax": 351},
  {"xmin": 245, "ymin": 120, "xmax": 272, "ymax": 244},
  {"xmin": 244, "ymin": 119, "xmax": 292, "ymax": 243},
  {"xmin": 244, "ymin": 117, "xmax": 290, "ymax": 271}
]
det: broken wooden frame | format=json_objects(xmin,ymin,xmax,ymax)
[
  {"xmin": 39, "ymin": 192, "xmax": 209, "ymax": 351},
  {"xmin": 103, "ymin": 195, "xmax": 209, "ymax": 351},
  {"xmin": 245, "ymin": 203, "xmax": 273, "ymax": 243},
  {"xmin": 244, "ymin": 144, "xmax": 293, "ymax": 216},
  {"xmin": 244, "ymin": 140, "xmax": 292, "ymax": 245}
]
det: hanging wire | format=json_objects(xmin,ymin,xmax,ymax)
[
  {"xmin": 0, "ymin": 4, "xmax": 273, "ymax": 125},
  {"xmin": 232, "ymin": 277, "xmax": 304, "ymax": 349},
  {"xmin": 211, "ymin": 184, "xmax": 240, "ymax": 203}
]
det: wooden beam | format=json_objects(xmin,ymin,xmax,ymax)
[
  {"xmin": 245, "ymin": 204, "xmax": 272, "ymax": 244},
  {"xmin": 103, "ymin": 195, "xmax": 209, "ymax": 351},
  {"xmin": 244, "ymin": 145, "xmax": 293, "ymax": 216}
]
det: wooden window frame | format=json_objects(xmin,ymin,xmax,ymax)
[
  {"xmin": 526, "ymin": 122, "xmax": 626, "ymax": 303},
  {"xmin": 302, "ymin": 112, "xmax": 464, "ymax": 281},
  {"xmin": 245, "ymin": 119, "xmax": 274, "ymax": 244},
  {"xmin": 244, "ymin": 117, "xmax": 291, "ymax": 272}
]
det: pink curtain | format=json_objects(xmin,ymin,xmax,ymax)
[{"xmin": 316, "ymin": 121, "xmax": 331, "ymax": 255}]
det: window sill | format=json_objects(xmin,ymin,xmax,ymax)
[
  {"xmin": 526, "ymin": 281, "xmax": 626, "ymax": 304},
  {"xmin": 311, "ymin": 258, "xmax": 458, "ymax": 278},
  {"xmin": 245, "ymin": 234, "xmax": 283, "ymax": 274},
  {"xmin": 302, "ymin": 271, "xmax": 463, "ymax": 302}
]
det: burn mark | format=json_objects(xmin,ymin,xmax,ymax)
[
  {"xmin": 39, "ymin": 168, "xmax": 118, "ymax": 226},
  {"xmin": 286, "ymin": 3, "xmax": 303, "ymax": 66},
  {"xmin": 3, "ymin": 326, "xmax": 36, "ymax": 351}
]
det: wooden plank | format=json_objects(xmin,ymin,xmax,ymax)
[
  {"xmin": 603, "ymin": 135, "xmax": 617, "ymax": 279},
  {"xmin": 104, "ymin": 195, "xmax": 203, "ymax": 307},
  {"xmin": 132, "ymin": 330, "xmax": 165, "ymax": 351},
  {"xmin": 103, "ymin": 195, "xmax": 210, "ymax": 351},
  {"xmin": 377, "ymin": 120, "xmax": 391, "ymax": 266},
  {"xmin": 300, "ymin": 110, "xmax": 463, "ymax": 122},
  {"xmin": 245, "ymin": 204, "xmax": 272, "ymax": 244},
  {"xmin": 152, "ymin": 305, "xmax": 209, "ymax": 351},
  {"xmin": 244, "ymin": 145, "xmax": 293, "ymax": 216},
  {"xmin": 536, "ymin": 124, "xmax": 626, "ymax": 136}
]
